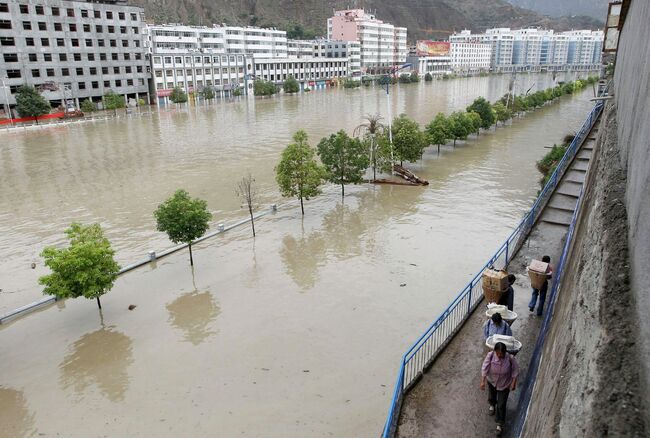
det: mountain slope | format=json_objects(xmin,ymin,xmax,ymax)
[
  {"xmin": 504, "ymin": 0, "xmax": 609, "ymax": 21},
  {"xmin": 133, "ymin": 0, "xmax": 603, "ymax": 40}
]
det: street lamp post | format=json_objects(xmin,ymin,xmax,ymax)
[{"xmin": 0, "ymin": 77, "xmax": 13, "ymax": 127}]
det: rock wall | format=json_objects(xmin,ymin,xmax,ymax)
[
  {"xmin": 613, "ymin": 0, "xmax": 650, "ymax": 430},
  {"xmin": 522, "ymin": 0, "xmax": 650, "ymax": 435}
]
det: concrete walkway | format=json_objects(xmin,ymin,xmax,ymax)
[{"xmin": 395, "ymin": 121, "xmax": 600, "ymax": 437}]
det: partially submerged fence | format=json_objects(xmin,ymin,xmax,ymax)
[{"xmin": 381, "ymin": 98, "xmax": 605, "ymax": 437}]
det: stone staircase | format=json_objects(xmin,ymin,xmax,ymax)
[{"xmin": 539, "ymin": 123, "xmax": 599, "ymax": 227}]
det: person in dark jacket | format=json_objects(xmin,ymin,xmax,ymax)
[
  {"xmin": 499, "ymin": 274, "xmax": 516, "ymax": 311},
  {"xmin": 529, "ymin": 255, "xmax": 553, "ymax": 316}
]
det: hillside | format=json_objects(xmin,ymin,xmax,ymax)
[
  {"xmin": 133, "ymin": 0, "xmax": 604, "ymax": 40},
  {"xmin": 504, "ymin": 0, "xmax": 609, "ymax": 20}
]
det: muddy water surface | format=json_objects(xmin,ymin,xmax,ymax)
[{"xmin": 0, "ymin": 74, "xmax": 594, "ymax": 436}]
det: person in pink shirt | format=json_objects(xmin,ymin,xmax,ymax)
[{"xmin": 480, "ymin": 342, "xmax": 519, "ymax": 436}]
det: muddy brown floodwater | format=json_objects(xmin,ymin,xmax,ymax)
[{"xmin": 0, "ymin": 74, "xmax": 594, "ymax": 437}]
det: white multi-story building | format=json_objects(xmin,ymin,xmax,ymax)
[
  {"xmin": 450, "ymin": 28, "xmax": 603, "ymax": 72},
  {"xmin": 287, "ymin": 39, "xmax": 314, "ymax": 58},
  {"xmin": 327, "ymin": 9, "xmax": 407, "ymax": 73},
  {"xmin": 312, "ymin": 39, "xmax": 361, "ymax": 76},
  {"xmin": 449, "ymin": 41, "xmax": 491, "ymax": 73},
  {"xmin": 251, "ymin": 57, "xmax": 349, "ymax": 90}
]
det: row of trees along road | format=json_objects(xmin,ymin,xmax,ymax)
[{"xmin": 36, "ymin": 78, "xmax": 597, "ymax": 309}]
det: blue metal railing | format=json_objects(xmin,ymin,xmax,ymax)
[{"xmin": 381, "ymin": 99, "xmax": 605, "ymax": 438}]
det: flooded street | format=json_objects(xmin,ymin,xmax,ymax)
[{"xmin": 0, "ymin": 74, "xmax": 594, "ymax": 436}]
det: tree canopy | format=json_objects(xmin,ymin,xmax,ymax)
[
  {"xmin": 154, "ymin": 189, "xmax": 212, "ymax": 266},
  {"xmin": 39, "ymin": 223, "xmax": 120, "ymax": 309},
  {"xmin": 80, "ymin": 99, "xmax": 97, "ymax": 113},
  {"xmin": 170, "ymin": 86, "xmax": 188, "ymax": 103},
  {"xmin": 15, "ymin": 85, "xmax": 51, "ymax": 122},
  {"xmin": 426, "ymin": 113, "xmax": 450, "ymax": 150},
  {"xmin": 254, "ymin": 80, "xmax": 277, "ymax": 96},
  {"xmin": 354, "ymin": 114, "xmax": 385, "ymax": 180},
  {"xmin": 492, "ymin": 102, "xmax": 512, "ymax": 127},
  {"xmin": 275, "ymin": 130, "xmax": 324, "ymax": 214},
  {"xmin": 466, "ymin": 97, "xmax": 495, "ymax": 130},
  {"xmin": 283, "ymin": 75, "xmax": 300, "ymax": 94},
  {"xmin": 466, "ymin": 111, "xmax": 482, "ymax": 136},
  {"xmin": 201, "ymin": 86, "xmax": 215, "ymax": 100},
  {"xmin": 448, "ymin": 111, "xmax": 473, "ymax": 146},
  {"xmin": 317, "ymin": 130, "xmax": 370, "ymax": 197},
  {"xmin": 391, "ymin": 114, "xmax": 427, "ymax": 164},
  {"xmin": 104, "ymin": 91, "xmax": 126, "ymax": 114}
]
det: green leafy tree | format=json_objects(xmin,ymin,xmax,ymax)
[
  {"xmin": 317, "ymin": 130, "xmax": 369, "ymax": 197},
  {"xmin": 232, "ymin": 87, "xmax": 242, "ymax": 97},
  {"xmin": 492, "ymin": 102, "xmax": 512, "ymax": 128},
  {"xmin": 391, "ymin": 114, "xmax": 427, "ymax": 164},
  {"xmin": 254, "ymin": 80, "xmax": 277, "ymax": 96},
  {"xmin": 15, "ymin": 85, "xmax": 51, "ymax": 124},
  {"xmin": 467, "ymin": 111, "xmax": 482, "ymax": 136},
  {"xmin": 426, "ymin": 113, "xmax": 450, "ymax": 154},
  {"xmin": 39, "ymin": 223, "xmax": 120, "ymax": 309},
  {"xmin": 399, "ymin": 73, "xmax": 411, "ymax": 84},
  {"xmin": 283, "ymin": 75, "xmax": 300, "ymax": 94},
  {"xmin": 201, "ymin": 86, "xmax": 215, "ymax": 100},
  {"xmin": 409, "ymin": 72, "xmax": 420, "ymax": 83},
  {"xmin": 154, "ymin": 189, "xmax": 212, "ymax": 266},
  {"xmin": 275, "ymin": 130, "xmax": 324, "ymax": 215},
  {"xmin": 424, "ymin": 72, "xmax": 433, "ymax": 82},
  {"xmin": 466, "ymin": 97, "xmax": 495, "ymax": 130},
  {"xmin": 354, "ymin": 113, "xmax": 385, "ymax": 181},
  {"xmin": 104, "ymin": 91, "xmax": 125, "ymax": 115},
  {"xmin": 170, "ymin": 86, "xmax": 188, "ymax": 103},
  {"xmin": 80, "ymin": 99, "xmax": 97, "ymax": 113},
  {"xmin": 448, "ymin": 111, "xmax": 473, "ymax": 146}
]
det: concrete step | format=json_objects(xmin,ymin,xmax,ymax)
[
  {"xmin": 577, "ymin": 150, "xmax": 592, "ymax": 160},
  {"xmin": 565, "ymin": 169, "xmax": 587, "ymax": 183},
  {"xmin": 539, "ymin": 206, "xmax": 574, "ymax": 225},
  {"xmin": 556, "ymin": 187, "xmax": 580, "ymax": 199},
  {"xmin": 576, "ymin": 156, "xmax": 590, "ymax": 162},
  {"xmin": 548, "ymin": 193, "xmax": 579, "ymax": 211},
  {"xmin": 572, "ymin": 161, "xmax": 590, "ymax": 172},
  {"xmin": 546, "ymin": 204, "xmax": 576, "ymax": 214}
]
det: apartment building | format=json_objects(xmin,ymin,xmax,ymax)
[
  {"xmin": 327, "ymin": 9, "xmax": 407, "ymax": 73},
  {"xmin": 312, "ymin": 39, "xmax": 361, "ymax": 76},
  {"xmin": 287, "ymin": 39, "xmax": 314, "ymax": 58},
  {"xmin": 449, "ymin": 41, "xmax": 491, "ymax": 73},
  {"xmin": 251, "ymin": 57, "xmax": 348, "ymax": 90},
  {"xmin": 0, "ymin": 0, "xmax": 150, "ymax": 112},
  {"xmin": 450, "ymin": 28, "xmax": 604, "ymax": 72}
]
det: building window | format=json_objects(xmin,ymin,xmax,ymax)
[
  {"xmin": 67, "ymin": 8, "xmax": 74, "ymax": 17},
  {"xmin": 88, "ymin": 53, "xmax": 94, "ymax": 61},
  {"xmin": 71, "ymin": 39, "xmax": 79, "ymax": 47},
  {"xmin": 43, "ymin": 53, "xmax": 52, "ymax": 61},
  {"xmin": 54, "ymin": 22, "xmax": 62, "ymax": 31},
  {"xmin": 134, "ymin": 40, "xmax": 140, "ymax": 48},
  {"xmin": 132, "ymin": 27, "xmax": 139, "ymax": 34},
  {"xmin": 121, "ymin": 40, "xmax": 128, "ymax": 47},
  {"xmin": 174, "ymin": 57, "xmax": 182, "ymax": 63},
  {"xmin": 81, "ymin": 9, "xmax": 88, "ymax": 18},
  {"xmin": 130, "ymin": 13, "xmax": 137, "ymax": 21},
  {"xmin": 111, "ymin": 53, "xmax": 118, "ymax": 60},
  {"xmin": 125, "ymin": 66, "xmax": 132, "ymax": 73},
  {"xmin": 2, "ymin": 53, "xmax": 17, "ymax": 62},
  {"xmin": 100, "ymin": 53, "xmax": 106, "ymax": 61},
  {"xmin": 19, "ymin": 4, "xmax": 28, "ymax": 13},
  {"xmin": 127, "ymin": 79, "xmax": 133, "ymax": 86},
  {"xmin": 0, "ymin": 36, "xmax": 15, "ymax": 46},
  {"xmin": 59, "ymin": 53, "xmax": 67, "ymax": 61},
  {"xmin": 91, "ymin": 81, "xmax": 98, "ymax": 89},
  {"xmin": 118, "ymin": 12, "xmax": 125, "ymax": 20},
  {"xmin": 137, "ymin": 66, "xmax": 143, "ymax": 73},
  {"xmin": 106, "ymin": 11, "xmax": 113, "ymax": 19},
  {"xmin": 101, "ymin": 67, "xmax": 108, "ymax": 74},
  {"xmin": 135, "ymin": 53, "xmax": 141, "ymax": 60},
  {"xmin": 76, "ymin": 67, "xmax": 83, "ymax": 75},
  {"xmin": 46, "ymin": 68, "xmax": 54, "ymax": 77},
  {"xmin": 78, "ymin": 82, "xmax": 86, "ymax": 90},
  {"xmin": 103, "ymin": 80, "xmax": 110, "ymax": 87},
  {"xmin": 96, "ymin": 25, "xmax": 103, "ymax": 32},
  {"xmin": 28, "ymin": 53, "xmax": 37, "ymax": 61},
  {"xmin": 113, "ymin": 67, "xmax": 120, "ymax": 74},
  {"xmin": 85, "ymin": 39, "xmax": 93, "ymax": 47},
  {"xmin": 98, "ymin": 39, "xmax": 105, "ymax": 47},
  {"xmin": 94, "ymin": 10, "xmax": 100, "ymax": 19},
  {"xmin": 83, "ymin": 24, "xmax": 90, "ymax": 32},
  {"xmin": 110, "ymin": 40, "xmax": 116, "ymax": 47},
  {"xmin": 35, "ymin": 5, "xmax": 44, "ymax": 14},
  {"xmin": 22, "ymin": 21, "xmax": 32, "ymax": 30},
  {"xmin": 115, "ymin": 80, "xmax": 122, "ymax": 87},
  {"xmin": 51, "ymin": 6, "xmax": 59, "ymax": 16},
  {"xmin": 62, "ymin": 68, "xmax": 69, "ymax": 76},
  {"xmin": 73, "ymin": 53, "xmax": 81, "ymax": 61},
  {"xmin": 0, "ymin": 3, "xmax": 8, "ymax": 13},
  {"xmin": 89, "ymin": 67, "xmax": 97, "ymax": 75},
  {"xmin": 0, "ymin": 19, "xmax": 11, "ymax": 30},
  {"xmin": 7, "ymin": 70, "xmax": 21, "ymax": 78},
  {"xmin": 120, "ymin": 26, "xmax": 126, "ymax": 34},
  {"xmin": 69, "ymin": 23, "xmax": 76, "ymax": 32},
  {"xmin": 56, "ymin": 38, "xmax": 64, "ymax": 47}
]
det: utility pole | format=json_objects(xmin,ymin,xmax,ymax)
[{"xmin": 0, "ymin": 77, "xmax": 13, "ymax": 127}]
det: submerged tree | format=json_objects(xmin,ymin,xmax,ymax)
[
  {"xmin": 448, "ymin": 111, "xmax": 473, "ymax": 146},
  {"xmin": 426, "ymin": 113, "xmax": 450, "ymax": 154},
  {"xmin": 317, "ymin": 130, "xmax": 370, "ymax": 197},
  {"xmin": 283, "ymin": 75, "xmax": 300, "ymax": 94},
  {"xmin": 466, "ymin": 111, "xmax": 482, "ymax": 137},
  {"xmin": 170, "ymin": 86, "xmax": 188, "ymax": 104},
  {"xmin": 391, "ymin": 114, "xmax": 427, "ymax": 165},
  {"xmin": 154, "ymin": 189, "xmax": 212, "ymax": 266},
  {"xmin": 39, "ymin": 223, "xmax": 121, "ymax": 309},
  {"xmin": 103, "ymin": 91, "xmax": 126, "ymax": 115},
  {"xmin": 275, "ymin": 130, "xmax": 324, "ymax": 215},
  {"xmin": 15, "ymin": 85, "xmax": 51, "ymax": 124},
  {"xmin": 492, "ymin": 102, "xmax": 512, "ymax": 128},
  {"xmin": 466, "ymin": 97, "xmax": 495, "ymax": 131},
  {"xmin": 354, "ymin": 113, "xmax": 385, "ymax": 181},
  {"xmin": 235, "ymin": 173, "xmax": 259, "ymax": 237}
]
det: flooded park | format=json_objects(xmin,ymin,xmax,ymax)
[{"xmin": 0, "ymin": 73, "xmax": 595, "ymax": 436}]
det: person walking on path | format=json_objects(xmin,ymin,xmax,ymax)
[
  {"xmin": 483, "ymin": 312, "xmax": 513, "ymax": 339},
  {"xmin": 528, "ymin": 255, "xmax": 553, "ymax": 316},
  {"xmin": 480, "ymin": 342, "xmax": 519, "ymax": 436},
  {"xmin": 498, "ymin": 274, "xmax": 516, "ymax": 311}
]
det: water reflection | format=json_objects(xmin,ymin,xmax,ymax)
[
  {"xmin": 59, "ymin": 327, "xmax": 133, "ymax": 402},
  {"xmin": 0, "ymin": 386, "xmax": 36, "ymax": 437},
  {"xmin": 166, "ymin": 290, "xmax": 220, "ymax": 345}
]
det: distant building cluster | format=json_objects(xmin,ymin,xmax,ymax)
[{"xmin": 0, "ymin": 0, "xmax": 605, "ymax": 110}]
